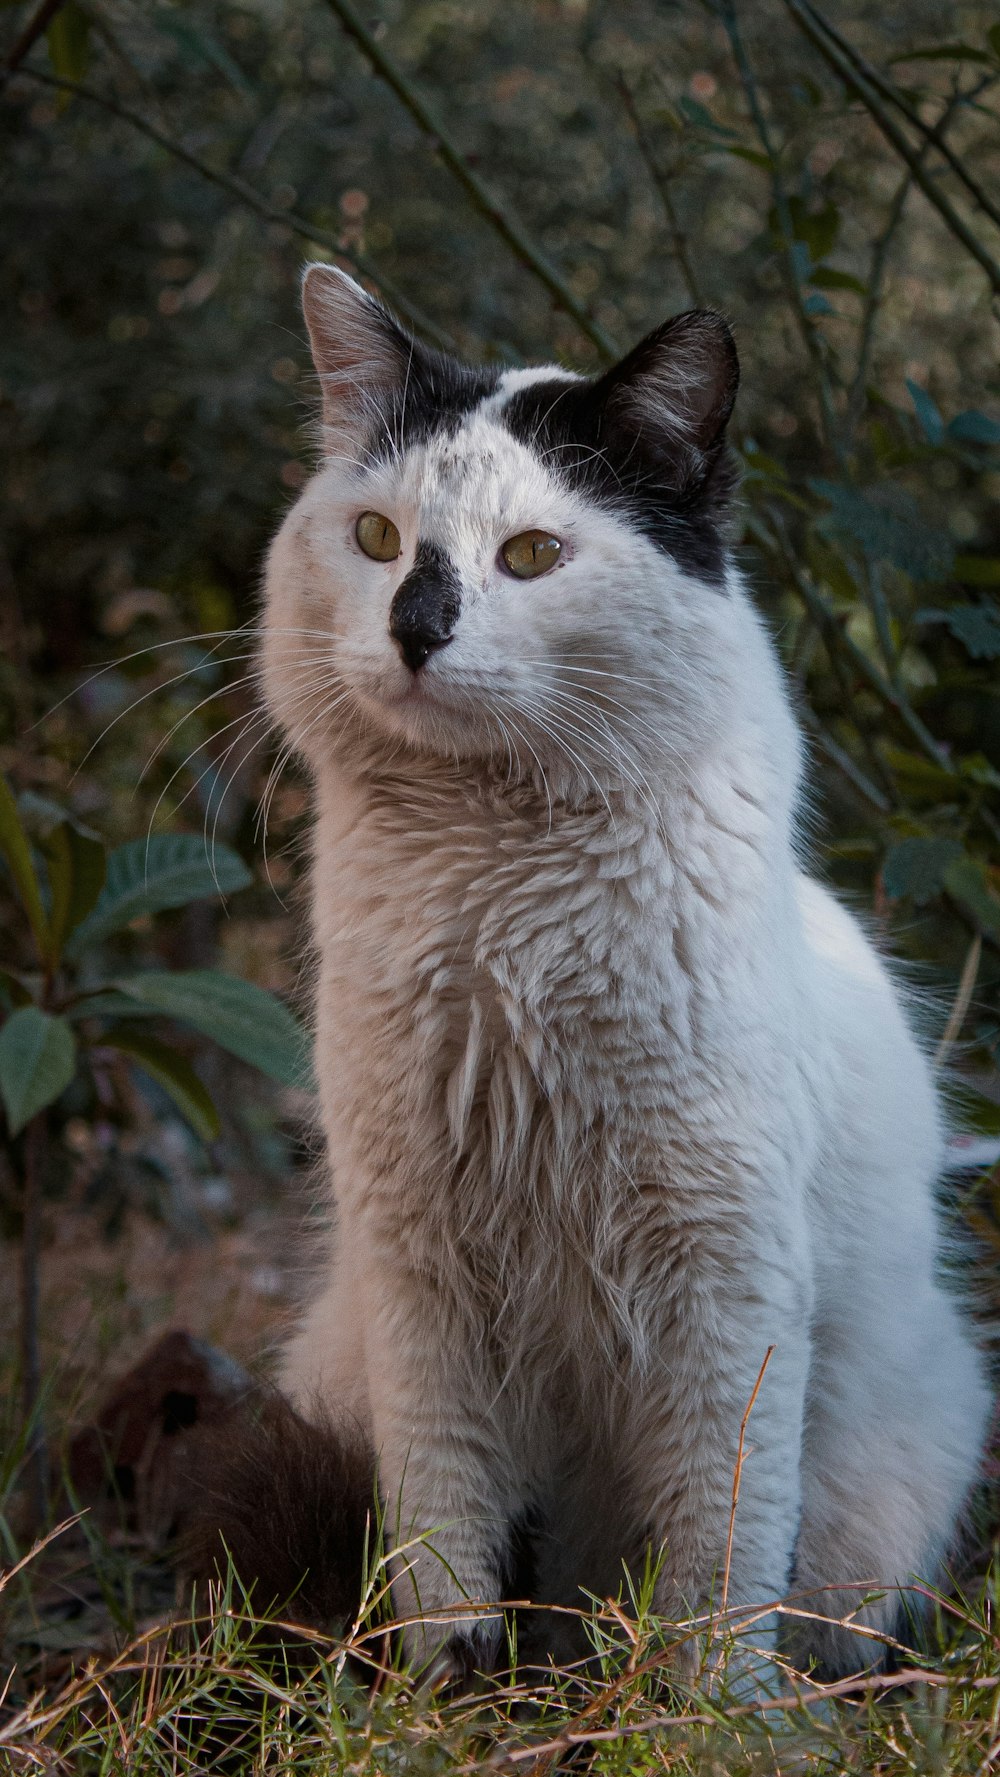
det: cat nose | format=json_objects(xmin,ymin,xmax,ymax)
[
  {"xmin": 388, "ymin": 543, "xmax": 461, "ymax": 674},
  {"xmin": 390, "ymin": 613, "xmax": 453, "ymax": 673}
]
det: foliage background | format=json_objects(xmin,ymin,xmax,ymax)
[{"xmin": 2, "ymin": 0, "xmax": 1000, "ymax": 1765}]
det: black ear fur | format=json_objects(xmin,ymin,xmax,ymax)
[{"xmin": 597, "ymin": 309, "xmax": 740, "ymax": 473}]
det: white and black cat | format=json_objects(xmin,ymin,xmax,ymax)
[{"xmin": 192, "ymin": 264, "xmax": 989, "ymax": 1690}]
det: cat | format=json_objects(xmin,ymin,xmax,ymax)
[{"xmin": 250, "ymin": 262, "xmax": 990, "ymax": 1688}]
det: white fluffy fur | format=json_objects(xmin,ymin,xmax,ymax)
[{"xmin": 262, "ymin": 270, "xmax": 990, "ymax": 1683}]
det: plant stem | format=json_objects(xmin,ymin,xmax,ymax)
[
  {"xmin": 10, "ymin": 68, "xmax": 457, "ymax": 352},
  {"xmin": 320, "ymin": 0, "xmax": 619, "ymax": 361},
  {"xmin": 780, "ymin": 0, "xmax": 1000, "ymax": 296},
  {"xmin": 0, "ymin": 0, "xmax": 68, "ymax": 87},
  {"xmin": 713, "ymin": 0, "xmax": 844, "ymax": 466},
  {"xmin": 20, "ymin": 1114, "xmax": 48, "ymax": 1525}
]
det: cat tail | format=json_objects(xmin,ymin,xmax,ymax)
[{"xmin": 174, "ymin": 1389, "xmax": 377, "ymax": 1640}]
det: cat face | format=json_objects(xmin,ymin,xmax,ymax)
[{"xmin": 262, "ymin": 266, "xmax": 741, "ymax": 792}]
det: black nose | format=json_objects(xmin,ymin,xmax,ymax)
[{"xmin": 389, "ymin": 542, "xmax": 461, "ymax": 674}]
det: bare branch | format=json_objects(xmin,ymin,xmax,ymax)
[
  {"xmin": 800, "ymin": 2, "xmax": 1000, "ymax": 236},
  {"xmin": 320, "ymin": 0, "xmax": 620, "ymax": 362},
  {"xmin": 713, "ymin": 0, "xmax": 844, "ymax": 465},
  {"xmin": 613, "ymin": 74, "xmax": 705, "ymax": 310},
  {"xmin": 780, "ymin": 0, "xmax": 1000, "ymax": 296},
  {"xmin": 1, "ymin": 0, "xmax": 68, "ymax": 87},
  {"xmin": 10, "ymin": 66, "xmax": 457, "ymax": 352}
]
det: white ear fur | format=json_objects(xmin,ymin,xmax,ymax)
[{"xmin": 301, "ymin": 263, "xmax": 409, "ymax": 452}]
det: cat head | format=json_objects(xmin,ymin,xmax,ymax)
[{"xmin": 261, "ymin": 265, "xmax": 743, "ymax": 795}]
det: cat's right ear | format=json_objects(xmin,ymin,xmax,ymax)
[{"xmin": 301, "ymin": 263, "xmax": 413, "ymax": 452}]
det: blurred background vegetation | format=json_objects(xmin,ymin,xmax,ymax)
[{"xmin": 2, "ymin": 0, "xmax": 1000, "ymax": 1490}]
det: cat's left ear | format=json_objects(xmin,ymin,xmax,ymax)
[{"xmin": 598, "ymin": 310, "xmax": 739, "ymax": 478}]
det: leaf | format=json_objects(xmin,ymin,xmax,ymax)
[
  {"xmin": 112, "ymin": 971, "xmax": 312, "ymax": 1088},
  {"xmin": 725, "ymin": 145, "xmax": 771, "ymax": 169},
  {"xmin": 942, "ymin": 855, "xmax": 1000, "ymax": 939},
  {"xmin": 990, "ymin": 24, "xmax": 1000, "ymax": 60},
  {"xmin": 803, "ymin": 291, "xmax": 835, "ymax": 317},
  {"xmin": 810, "ymin": 267, "xmax": 867, "ymax": 294},
  {"xmin": 0, "ymin": 1008, "xmax": 76, "ymax": 1136},
  {"xmin": 0, "ymin": 970, "xmax": 34, "ymax": 1011},
  {"xmin": 882, "ymin": 837, "xmax": 963, "ymax": 904},
  {"xmin": 959, "ymin": 753, "xmax": 1000, "ymax": 790},
  {"xmin": 152, "ymin": 11, "xmax": 253, "ymax": 96},
  {"xmin": 0, "ymin": 775, "xmax": 49, "ymax": 960},
  {"xmin": 918, "ymin": 604, "xmax": 1000, "ymax": 660},
  {"xmin": 46, "ymin": 0, "xmax": 90, "ymax": 107},
  {"xmin": 100, "ymin": 1026, "xmax": 220, "ymax": 1140},
  {"xmin": 67, "ymin": 835, "xmax": 252, "ymax": 954},
  {"xmin": 810, "ymin": 481, "xmax": 954, "ymax": 584},
  {"xmin": 906, "ymin": 379, "xmax": 944, "ymax": 447},
  {"xmin": 954, "ymin": 555, "xmax": 1000, "ymax": 586},
  {"xmin": 947, "ymin": 409, "xmax": 1000, "ymax": 446},
  {"xmin": 43, "ymin": 822, "xmax": 106, "ymax": 962},
  {"xmin": 790, "ymin": 196, "xmax": 840, "ymax": 264}
]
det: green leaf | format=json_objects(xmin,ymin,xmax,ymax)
[
  {"xmin": 811, "ymin": 481, "xmax": 954, "ymax": 583},
  {"xmin": 906, "ymin": 379, "xmax": 944, "ymax": 446},
  {"xmin": 954, "ymin": 555, "xmax": 1000, "ymax": 586},
  {"xmin": 725, "ymin": 145, "xmax": 771, "ymax": 169},
  {"xmin": 0, "ymin": 970, "xmax": 34, "ymax": 1012},
  {"xmin": 918, "ymin": 604, "xmax": 1000, "ymax": 660},
  {"xmin": 989, "ymin": 24, "xmax": 1000, "ymax": 60},
  {"xmin": 43, "ymin": 822, "xmax": 106, "ymax": 962},
  {"xmin": 959, "ymin": 753, "xmax": 1000, "ymax": 790},
  {"xmin": 112, "ymin": 971, "xmax": 312, "ymax": 1088},
  {"xmin": 46, "ymin": 0, "xmax": 90, "ymax": 105},
  {"xmin": 948, "ymin": 409, "xmax": 1000, "ymax": 446},
  {"xmin": 0, "ymin": 1008, "xmax": 76, "ymax": 1136},
  {"xmin": 100, "ymin": 1025, "xmax": 220, "ymax": 1140},
  {"xmin": 810, "ymin": 267, "xmax": 867, "ymax": 294},
  {"xmin": 66, "ymin": 992, "xmax": 161, "ymax": 1024},
  {"xmin": 942, "ymin": 855, "xmax": 1000, "ymax": 939},
  {"xmin": 803, "ymin": 291, "xmax": 835, "ymax": 316},
  {"xmin": 67, "ymin": 834, "xmax": 251, "ymax": 954},
  {"xmin": 0, "ymin": 775, "xmax": 49, "ymax": 960},
  {"xmin": 882, "ymin": 837, "xmax": 963, "ymax": 903}
]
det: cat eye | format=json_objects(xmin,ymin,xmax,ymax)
[
  {"xmin": 356, "ymin": 511, "xmax": 401, "ymax": 561},
  {"xmin": 500, "ymin": 530, "xmax": 562, "ymax": 579}
]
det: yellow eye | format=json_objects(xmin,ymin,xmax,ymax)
[
  {"xmin": 356, "ymin": 511, "xmax": 401, "ymax": 561},
  {"xmin": 500, "ymin": 530, "xmax": 562, "ymax": 579}
]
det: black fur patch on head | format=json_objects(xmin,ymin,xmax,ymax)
[
  {"xmin": 499, "ymin": 312, "xmax": 740, "ymax": 587},
  {"xmin": 367, "ymin": 329, "xmax": 500, "ymax": 462}
]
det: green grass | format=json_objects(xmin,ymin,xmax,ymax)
[{"xmin": 3, "ymin": 1502, "xmax": 1000, "ymax": 1776}]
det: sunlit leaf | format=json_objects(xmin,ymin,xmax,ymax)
[
  {"xmin": 101, "ymin": 1025, "xmax": 220, "ymax": 1140},
  {"xmin": 954, "ymin": 556, "xmax": 1000, "ymax": 586},
  {"xmin": 0, "ymin": 775, "xmax": 49, "ymax": 960},
  {"xmin": 112, "ymin": 970, "xmax": 312, "ymax": 1088},
  {"xmin": 67, "ymin": 835, "xmax": 251, "ymax": 955},
  {"xmin": 46, "ymin": 0, "xmax": 90, "ymax": 108},
  {"xmin": 0, "ymin": 1008, "xmax": 76, "ymax": 1136}
]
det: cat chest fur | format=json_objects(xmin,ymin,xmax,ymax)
[{"xmin": 310, "ymin": 761, "xmax": 813, "ymax": 1358}]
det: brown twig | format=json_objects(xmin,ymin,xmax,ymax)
[
  {"xmin": 713, "ymin": 0, "xmax": 844, "ymax": 465},
  {"xmin": 319, "ymin": 0, "xmax": 619, "ymax": 362},
  {"xmin": 19, "ymin": 1113, "xmax": 48, "ymax": 1524},
  {"xmin": 613, "ymin": 73, "xmax": 705, "ymax": 309},
  {"xmin": 934, "ymin": 932, "xmax": 982, "ymax": 1069},
  {"xmin": 9, "ymin": 66, "xmax": 458, "ymax": 353},
  {"xmin": 1, "ymin": 0, "xmax": 68, "ymax": 86},
  {"xmin": 720, "ymin": 1344, "xmax": 775, "ymax": 1617},
  {"xmin": 780, "ymin": 0, "xmax": 1000, "ymax": 295},
  {"xmin": 800, "ymin": 1, "xmax": 1000, "ymax": 235}
]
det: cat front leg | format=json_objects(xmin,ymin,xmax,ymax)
[
  {"xmin": 363, "ymin": 1255, "xmax": 520, "ymax": 1678},
  {"xmin": 624, "ymin": 1255, "xmax": 811, "ymax": 1699}
]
